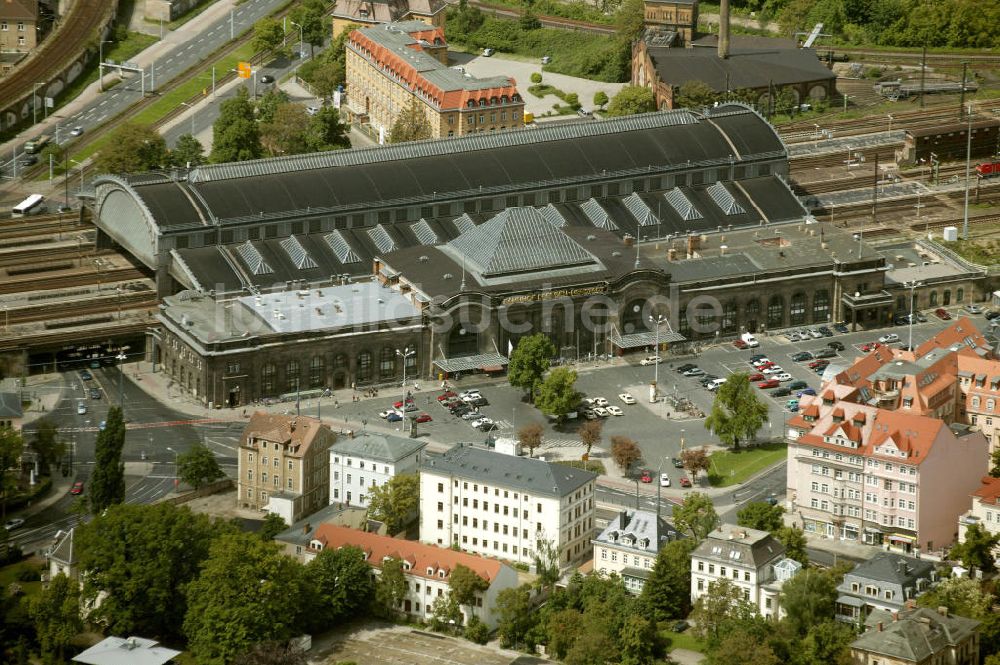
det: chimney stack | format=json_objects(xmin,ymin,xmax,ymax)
[{"xmin": 718, "ymin": 0, "xmax": 731, "ymax": 60}]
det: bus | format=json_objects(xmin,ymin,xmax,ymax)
[
  {"xmin": 12, "ymin": 194, "xmax": 45, "ymax": 217},
  {"xmin": 24, "ymin": 135, "xmax": 51, "ymax": 154}
]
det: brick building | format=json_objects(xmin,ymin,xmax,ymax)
[
  {"xmin": 332, "ymin": 0, "xmax": 447, "ymax": 38},
  {"xmin": 0, "ymin": 0, "xmax": 38, "ymax": 58},
  {"xmin": 345, "ymin": 21, "xmax": 524, "ymax": 140}
]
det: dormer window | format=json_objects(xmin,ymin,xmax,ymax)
[
  {"xmin": 402, "ymin": 561, "xmax": 412, "ymax": 571},
  {"xmin": 438, "ymin": 570, "xmax": 447, "ymax": 578}
]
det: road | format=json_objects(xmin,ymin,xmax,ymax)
[
  {"xmin": 6, "ymin": 365, "xmax": 242, "ymax": 553},
  {"xmin": 0, "ymin": 0, "xmax": 296, "ymax": 180}
]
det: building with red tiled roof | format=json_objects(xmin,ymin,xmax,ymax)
[
  {"xmin": 958, "ymin": 476, "xmax": 1000, "ymax": 560},
  {"xmin": 786, "ymin": 396, "xmax": 988, "ymax": 554},
  {"xmin": 0, "ymin": 0, "xmax": 38, "ymax": 66},
  {"xmin": 332, "ymin": 0, "xmax": 448, "ymax": 38},
  {"xmin": 345, "ymin": 21, "xmax": 524, "ymax": 141},
  {"xmin": 308, "ymin": 524, "xmax": 518, "ymax": 628}
]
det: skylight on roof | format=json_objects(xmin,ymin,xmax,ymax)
[
  {"xmin": 707, "ymin": 181, "xmax": 746, "ymax": 215},
  {"xmin": 540, "ymin": 204, "xmax": 567, "ymax": 228},
  {"xmin": 236, "ymin": 240, "xmax": 274, "ymax": 275},
  {"xmin": 368, "ymin": 224, "xmax": 397, "ymax": 254},
  {"xmin": 623, "ymin": 192, "xmax": 658, "ymax": 227},
  {"xmin": 664, "ymin": 188, "xmax": 703, "ymax": 221},
  {"xmin": 580, "ymin": 198, "xmax": 618, "ymax": 230},
  {"xmin": 411, "ymin": 219, "xmax": 440, "ymax": 245},
  {"xmin": 324, "ymin": 231, "xmax": 361, "ymax": 264},
  {"xmin": 279, "ymin": 235, "xmax": 318, "ymax": 270}
]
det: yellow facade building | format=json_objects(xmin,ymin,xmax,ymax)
[{"xmin": 332, "ymin": 0, "xmax": 447, "ymax": 38}]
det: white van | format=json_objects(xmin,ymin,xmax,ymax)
[
  {"xmin": 741, "ymin": 332, "xmax": 760, "ymax": 348},
  {"xmin": 707, "ymin": 378, "xmax": 727, "ymax": 391}
]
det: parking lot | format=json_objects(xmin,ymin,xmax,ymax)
[{"xmin": 313, "ymin": 625, "xmax": 534, "ymax": 665}]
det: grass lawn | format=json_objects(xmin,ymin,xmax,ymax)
[
  {"xmin": 0, "ymin": 558, "xmax": 46, "ymax": 600},
  {"xmin": 707, "ymin": 441, "xmax": 787, "ymax": 487},
  {"xmin": 555, "ymin": 459, "xmax": 606, "ymax": 475},
  {"xmin": 661, "ymin": 629, "xmax": 705, "ymax": 653}
]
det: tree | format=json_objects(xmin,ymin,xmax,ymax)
[
  {"xmin": 0, "ymin": 426, "xmax": 23, "ymax": 519},
  {"xmin": 234, "ymin": 642, "xmax": 307, "ymax": 665},
  {"xmin": 535, "ymin": 367, "xmax": 582, "ymax": 421},
  {"xmin": 565, "ymin": 610, "xmax": 617, "ymax": 665},
  {"xmin": 917, "ymin": 575, "xmax": 993, "ymax": 619},
  {"xmin": 706, "ymin": 629, "xmax": 779, "ymax": 665},
  {"xmin": 615, "ymin": 0, "xmax": 646, "ymax": 43},
  {"xmin": 564, "ymin": 92, "xmax": 580, "ymax": 109},
  {"xmin": 605, "ymin": 85, "xmax": 656, "ymax": 117},
  {"xmin": 170, "ymin": 133, "xmax": 206, "ymax": 167},
  {"xmin": 737, "ymin": 501, "xmax": 785, "ymax": 533},
  {"xmin": 289, "ymin": 1, "xmax": 326, "ymax": 56},
  {"xmin": 951, "ymin": 522, "xmax": 1000, "ymax": 573},
  {"xmin": 261, "ymin": 103, "xmax": 313, "ymax": 157},
  {"xmin": 305, "ymin": 545, "xmax": 374, "ymax": 629},
  {"xmin": 618, "ymin": 614, "xmax": 657, "ymax": 665},
  {"xmin": 704, "ymin": 373, "xmax": 769, "ymax": 449},
  {"xmin": 255, "ymin": 88, "xmax": 290, "ymax": 124},
  {"xmin": 76, "ymin": 502, "xmax": 234, "ymax": 639},
  {"xmin": 639, "ymin": 538, "xmax": 697, "ymax": 621},
  {"xmin": 593, "ymin": 90, "xmax": 609, "ymax": 109},
  {"xmin": 375, "ymin": 556, "xmax": 407, "ymax": 618},
  {"xmin": 774, "ymin": 86, "xmax": 799, "ymax": 116},
  {"xmin": 775, "ymin": 526, "xmax": 809, "ymax": 565},
  {"xmin": 534, "ymin": 537, "xmax": 561, "ymax": 590},
  {"xmin": 251, "ymin": 17, "xmax": 286, "ymax": 60},
  {"xmin": 177, "ymin": 442, "xmax": 225, "ymax": 490},
  {"xmin": 211, "ymin": 87, "xmax": 262, "ymax": 163},
  {"xmin": 675, "ymin": 80, "xmax": 720, "ymax": 109},
  {"xmin": 578, "ymin": 419, "xmax": 603, "ymax": 458},
  {"xmin": 780, "ymin": 568, "xmax": 838, "ymax": 637},
  {"xmin": 990, "ymin": 447, "xmax": 1000, "ymax": 477},
  {"xmin": 517, "ymin": 423, "xmax": 544, "ymax": 458},
  {"xmin": 28, "ymin": 573, "xmax": 81, "ymax": 662},
  {"xmin": 547, "ymin": 608, "xmax": 584, "ymax": 660},
  {"xmin": 530, "ymin": 72, "xmax": 542, "ymax": 84},
  {"xmin": 258, "ymin": 512, "xmax": 287, "ymax": 541},
  {"xmin": 519, "ymin": 10, "xmax": 541, "ymax": 30},
  {"xmin": 449, "ymin": 563, "xmax": 489, "ymax": 619},
  {"xmin": 681, "ymin": 446, "xmax": 710, "ymax": 482},
  {"xmin": 691, "ymin": 578, "xmax": 759, "ymax": 643},
  {"xmin": 94, "ymin": 123, "xmax": 168, "ymax": 174},
  {"xmin": 184, "ymin": 532, "xmax": 306, "ymax": 664},
  {"xmin": 494, "ymin": 584, "xmax": 533, "ymax": 648},
  {"xmin": 365, "ymin": 473, "xmax": 419, "ymax": 534},
  {"xmin": 299, "ymin": 59, "xmax": 346, "ymax": 100},
  {"xmin": 672, "ymin": 492, "xmax": 719, "ymax": 540},
  {"xmin": 390, "ymin": 98, "xmax": 432, "ymax": 143},
  {"xmin": 430, "ymin": 594, "xmax": 463, "ymax": 630},
  {"xmin": 507, "ymin": 332, "xmax": 556, "ymax": 401},
  {"xmin": 611, "ymin": 435, "xmax": 642, "ymax": 473},
  {"xmin": 307, "ymin": 106, "xmax": 351, "ymax": 151},
  {"xmin": 89, "ymin": 406, "xmax": 125, "ymax": 513},
  {"xmin": 29, "ymin": 419, "xmax": 64, "ymax": 475},
  {"xmin": 793, "ymin": 620, "xmax": 854, "ymax": 665}
]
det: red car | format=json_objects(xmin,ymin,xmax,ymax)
[
  {"xmin": 437, "ymin": 391, "xmax": 457, "ymax": 401},
  {"xmin": 70, "ymin": 481, "xmax": 84, "ymax": 495},
  {"xmin": 757, "ymin": 379, "xmax": 780, "ymax": 389},
  {"xmin": 754, "ymin": 361, "xmax": 775, "ymax": 370},
  {"xmin": 732, "ymin": 339, "xmax": 748, "ymax": 350},
  {"xmin": 809, "ymin": 359, "xmax": 830, "ymax": 370},
  {"xmin": 640, "ymin": 469, "xmax": 653, "ymax": 483},
  {"xmin": 415, "ymin": 413, "xmax": 433, "ymax": 423},
  {"xmin": 679, "ymin": 476, "xmax": 692, "ymax": 488},
  {"xmin": 748, "ymin": 373, "xmax": 765, "ymax": 382},
  {"xmin": 935, "ymin": 308, "xmax": 952, "ymax": 320}
]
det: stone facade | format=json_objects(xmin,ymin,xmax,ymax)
[{"xmin": 0, "ymin": 0, "xmax": 38, "ymax": 56}]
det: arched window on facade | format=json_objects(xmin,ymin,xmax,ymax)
[
  {"xmin": 943, "ymin": 290, "xmax": 952, "ymax": 306},
  {"xmin": 790, "ymin": 292, "xmax": 807, "ymax": 325},
  {"xmin": 972, "ymin": 396, "xmax": 980, "ymax": 409},
  {"xmin": 813, "ymin": 290, "xmax": 830, "ymax": 323},
  {"xmin": 767, "ymin": 296, "xmax": 784, "ymax": 329},
  {"xmin": 262, "ymin": 363, "xmax": 275, "ymax": 395},
  {"xmin": 988, "ymin": 399, "xmax": 995, "ymax": 412},
  {"xmin": 929, "ymin": 291, "xmax": 938, "ymax": 306},
  {"xmin": 286, "ymin": 360, "xmax": 300, "ymax": 392},
  {"xmin": 722, "ymin": 301, "xmax": 738, "ymax": 333},
  {"xmin": 309, "ymin": 356, "xmax": 325, "ymax": 389},
  {"xmin": 357, "ymin": 351, "xmax": 372, "ymax": 383},
  {"xmin": 380, "ymin": 347, "xmax": 396, "ymax": 378},
  {"xmin": 957, "ymin": 288, "xmax": 965, "ymax": 303}
]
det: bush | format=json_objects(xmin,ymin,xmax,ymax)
[
  {"xmin": 464, "ymin": 615, "xmax": 490, "ymax": 644},
  {"xmin": 16, "ymin": 566, "xmax": 39, "ymax": 583},
  {"xmin": 530, "ymin": 72, "xmax": 542, "ymax": 84},
  {"xmin": 564, "ymin": 92, "xmax": 580, "ymax": 109},
  {"xmin": 513, "ymin": 562, "xmax": 530, "ymax": 572},
  {"xmin": 0, "ymin": 544, "xmax": 24, "ymax": 566}
]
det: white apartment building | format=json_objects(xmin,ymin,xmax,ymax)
[
  {"xmin": 592, "ymin": 509, "xmax": 683, "ymax": 594},
  {"xmin": 419, "ymin": 444, "xmax": 597, "ymax": 567},
  {"xmin": 329, "ymin": 431, "xmax": 426, "ymax": 509},
  {"xmin": 690, "ymin": 524, "xmax": 786, "ymax": 617},
  {"xmin": 958, "ymin": 475, "xmax": 1000, "ymax": 550}
]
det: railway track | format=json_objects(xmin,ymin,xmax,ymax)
[
  {"xmin": 780, "ymin": 101, "xmax": 1000, "ymax": 141},
  {"xmin": 7, "ymin": 292, "xmax": 157, "ymax": 326},
  {"xmin": 0, "ymin": 319, "xmax": 151, "ymax": 353},
  {"xmin": 0, "ymin": 213, "xmax": 89, "ymax": 240},
  {"xmin": 0, "ymin": 266, "xmax": 146, "ymax": 296},
  {"xmin": 908, "ymin": 213, "xmax": 1000, "ymax": 234},
  {"xmin": 0, "ymin": 0, "xmax": 113, "ymax": 119},
  {"xmin": 0, "ymin": 244, "xmax": 102, "ymax": 269}
]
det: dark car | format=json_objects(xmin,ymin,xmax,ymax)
[
  {"xmin": 827, "ymin": 341, "xmax": 845, "ymax": 351},
  {"xmin": 791, "ymin": 351, "xmax": 813, "ymax": 362},
  {"xmin": 893, "ymin": 315, "xmax": 909, "ymax": 326},
  {"xmin": 812, "ymin": 363, "xmax": 830, "ymax": 374},
  {"xmin": 814, "ymin": 348, "xmax": 837, "ymax": 359},
  {"xmin": 698, "ymin": 375, "xmax": 720, "ymax": 386},
  {"xmin": 833, "ymin": 322, "xmax": 850, "ymax": 334},
  {"xmin": 260, "ymin": 74, "xmax": 275, "ymax": 84},
  {"xmin": 986, "ymin": 311, "xmax": 1000, "ymax": 321},
  {"xmin": 467, "ymin": 396, "xmax": 489, "ymax": 407},
  {"xmin": 771, "ymin": 387, "xmax": 792, "ymax": 397},
  {"xmin": 89, "ymin": 388, "xmax": 101, "ymax": 399},
  {"xmin": 797, "ymin": 388, "xmax": 817, "ymax": 397},
  {"xmin": 676, "ymin": 363, "xmax": 697, "ymax": 373},
  {"xmin": 749, "ymin": 354, "xmax": 767, "ymax": 362},
  {"xmin": 19, "ymin": 155, "xmax": 38, "ymax": 167},
  {"xmin": 818, "ymin": 326, "xmax": 833, "ymax": 336},
  {"xmin": 788, "ymin": 380, "xmax": 809, "ymax": 390},
  {"xmin": 672, "ymin": 620, "xmax": 690, "ymax": 633},
  {"xmin": 80, "ymin": 370, "xmax": 93, "ymax": 381},
  {"xmin": 672, "ymin": 457, "xmax": 684, "ymax": 469}
]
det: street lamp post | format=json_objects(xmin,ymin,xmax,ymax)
[
  {"xmin": 166, "ymin": 446, "xmax": 179, "ymax": 487},
  {"xmin": 887, "ymin": 114, "xmax": 893, "ymax": 133},
  {"xmin": 69, "ymin": 159, "xmax": 86, "ymax": 194},
  {"xmin": 962, "ymin": 103, "xmax": 973, "ymax": 240},
  {"xmin": 98, "ymin": 40, "xmax": 112, "ymax": 92},
  {"xmin": 179, "ymin": 101, "xmax": 196, "ymax": 135},
  {"xmin": 32, "ymin": 82, "xmax": 43, "ymax": 125},
  {"xmin": 396, "ymin": 347, "xmax": 415, "ymax": 389},
  {"xmin": 649, "ymin": 314, "xmax": 666, "ymax": 402},
  {"xmin": 116, "ymin": 350, "xmax": 127, "ymax": 410},
  {"xmin": 290, "ymin": 20, "xmax": 304, "ymax": 59},
  {"xmin": 904, "ymin": 280, "xmax": 923, "ymax": 351}
]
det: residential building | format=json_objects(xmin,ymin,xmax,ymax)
[
  {"xmin": 592, "ymin": 509, "xmax": 683, "ymax": 594},
  {"xmin": 237, "ymin": 413, "xmax": 335, "ymax": 523},
  {"xmin": 834, "ymin": 552, "xmax": 937, "ymax": 624},
  {"xmin": 690, "ymin": 524, "xmax": 786, "ymax": 617},
  {"xmin": 0, "ymin": 0, "xmax": 38, "ymax": 57},
  {"xmin": 419, "ymin": 444, "xmax": 596, "ymax": 567},
  {"xmin": 850, "ymin": 606, "xmax": 980, "ymax": 665},
  {"xmin": 72, "ymin": 636, "xmax": 181, "ymax": 665},
  {"xmin": 332, "ymin": 0, "xmax": 448, "ymax": 38},
  {"xmin": 786, "ymin": 399, "xmax": 989, "ymax": 554},
  {"xmin": 307, "ymin": 524, "xmax": 519, "ymax": 628},
  {"xmin": 45, "ymin": 528, "xmax": 78, "ymax": 581},
  {"xmin": 958, "ymin": 476, "xmax": 1000, "ymax": 553},
  {"xmin": 759, "ymin": 557, "xmax": 803, "ymax": 619},
  {"xmin": 330, "ymin": 430, "xmax": 426, "ymax": 510},
  {"xmin": 273, "ymin": 502, "xmax": 371, "ymax": 563},
  {"xmin": 345, "ymin": 21, "xmax": 524, "ymax": 140}
]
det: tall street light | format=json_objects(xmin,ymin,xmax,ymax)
[
  {"xmin": 962, "ymin": 103, "xmax": 973, "ymax": 240},
  {"xmin": 69, "ymin": 158, "xmax": 86, "ymax": 194},
  {"xmin": 116, "ymin": 350, "xmax": 127, "ymax": 410},
  {"xmin": 904, "ymin": 280, "xmax": 923, "ymax": 351},
  {"xmin": 179, "ymin": 101, "xmax": 196, "ymax": 136},
  {"xmin": 649, "ymin": 314, "xmax": 667, "ymax": 403},
  {"xmin": 98, "ymin": 40, "xmax": 112, "ymax": 92},
  {"xmin": 166, "ymin": 446, "xmax": 179, "ymax": 487},
  {"xmin": 396, "ymin": 347, "xmax": 415, "ymax": 389},
  {"xmin": 290, "ymin": 20, "xmax": 304, "ymax": 60}
]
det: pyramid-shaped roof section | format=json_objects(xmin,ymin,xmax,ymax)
[{"xmin": 446, "ymin": 207, "xmax": 600, "ymax": 277}]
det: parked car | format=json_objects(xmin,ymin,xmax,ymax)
[
  {"xmin": 762, "ymin": 365, "xmax": 785, "ymax": 375},
  {"xmin": 965, "ymin": 304, "xmax": 984, "ymax": 315},
  {"xmin": 592, "ymin": 397, "xmax": 609, "ymax": 407},
  {"xmin": 676, "ymin": 363, "xmax": 697, "ymax": 373},
  {"xmin": 476, "ymin": 421, "xmax": 497, "ymax": 431},
  {"xmin": 786, "ymin": 399, "xmax": 800, "ymax": 410},
  {"xmin": 76, "ymin": 403, "xmax": 87, "ymax": 415},
  {"xmin": 740, "ymin": 333, "xmax": 760, "ymax": 347},
  {"xmin": 89, "ymin": 388, "xmax": 101, "ymax": 399},
  {"xmin": 70, "ymin": 481, "xmax": 84, "ymax": 495},
  {"xmin": 386, "ymin": 412, "xmax": 403, "ymax": 422},
  {"xmin": 808, "ymin": 328, "xmax": 823, "ymax": 338},
  {"xmin": 797, "ymin": 388, "xmax": 817, "ymax": 397},
  {"xmin": 698, "ymin": 375, "xmax": 719, "ymax": 387},
  {"xmin": 935, "ymin": 308, "xmax": 952, "ymax": 320},
  {"xmin": 860, "ymin": 342, "xmax": 880, "ymax": 352},
  {"xmin": 788, "ymin": 402, "xmax": 799, "ymax": 413},
  {"xmin": 640, "ymin": 469, "xmax": 652, "ymax": 483},
  {"xmin": 827, "ymin": 341, "xmax": 845, "ymax": 351},
  {"xmin": 893, "ymin": 315, "xmax": 909, "ymax": 326},
  {"xmin": 541, "ymin": 55, "xmax": 552, "ymax": 64},
  {"xmin": 99, "ymin": 420, "xmax": 106, "ymax": 430},
  {"xmin": 774, "ymin": 373, "xmax": 793, "ymax": 382},
  {"xmin": 640, "ymin": 355, "xmax": 662, "ymax": 366},
  {"xmin": 878, "ymin": 333, "xmax": 900, "ymax": 344},
  {"xmin": 379, "ymin": 409, "xmax": 399, "ymax": 418},
  {"xmin": 679, "ymin": 477, "xmax": 692, "ymax": 488},
  {"xmin": 771, "ymin": 387, "xmax": 792, "ymax": 397},
  {"xmin": 583, "ymin": 409, "xmax": 599, "ymax": 420},
  {"xmin": 437, "ymin": 391, "xmax": 457, "ymax": 401},
  {"xmin": 682, "ymin": 367, "xmax": 704, "ymax": 377},
  {"xmin": 749, "ymin": 354, "xmax": 767, "ymax": 362},
  {"xmin": 4, "ymin": 518, "xmax": 25, "ymax": 530},
  {"xmin": 818, "ymin": 326, "xmax": 834, "ymax": 336},
  {"xmin": 461, "ymin": 411, "xmax": 481, "ymax": 420},
  {"xmin": 814, "ymin": 348, "xmax": 837, "ymax": 359},
  {"xmin": 672, "ymin": 457, "xmax": 684, "ymax": 469},
  {"xmin": 80, "ymin": 370, "xmax": 93, "ymax": 381},
  {"xmin": 732, "ymin": 339, "xmax": 748, "ymax": 349},
  {"xmin": 757, "ymin": 379, "xmax": 780, "ymax": 389},
  {"xmin": 618, "ymin": 393, "xmax": 636, "ymax": 404},
  {"xmin": 751, "ymin": 358, "xmax": 773, "ymax": 368},
  {"xmin": 606, "ymin": 406, "xmax": 624, "ymax": 416},
  {"xmin": 748, "ymin": 373, "xmax": 765, "ymax": 382},
  {"xmin": 593, "ymin": 407, "xmax": 609, "ymax": 418},
  {"xmin": 415, "ymin": 413, "xmax": 433, "ymax": 423},
  {"xmin": 812, "ymin": 362, "xmax": 829, "ymax": 374},
  {"xmin": 482, "ymin": 47, "xmax": 495, "ymax": 56},
  {"xmin": 833, "ymin": 322, "xmax": 850, "ymax": 334},
  {"xmin": 788, "ymin": 380, "xmax": 808, "ymax": 390},
  {"xmin": 786, "ymin": 332, "xmax": 802, "ymax": 342},
  {"xmin": 791, "ymin": 351, "xmax": 813, "ymax": 362},
  {"xmin": 660, "ymin": 473, "xmax": 671, "ymax": 487},
  {"xmin": 986, "ymin": 310, "xmax": 1000, "ymax": 321}
]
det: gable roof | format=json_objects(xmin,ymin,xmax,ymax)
[
  {"xmin": 971, "ymin": 475, "xmax": 1000, "ymax": 506},
  {"xmin": 445, "ymin": 207, "xmax": 600, "ymax": 277},
  {"xmin": 846, "ymin": 551, "xmax": 935, "ymax": 585},
  {"xmin": 0, "ymin": 0, "xmax": 37, "ymax": 20},
  {"xmin": 852, "ymin": 607, "xmax": 980, "ymax": 661},
  {"xmin": 240, "ymin": 412, "xmax": 332, "ymax": 458},
  {"xmin": 693, "ymin": 524, "xmax": 785, "ymax": 568},
  {"xmin": 647, "ymin": 44, "xmax": 836, "ymax": 92},
  {"xmin": 421, "ymin": 444, "xmax": 596, "ymax": 497},
  {"xmin": 312, "ymin": 524, "xmax": 505, "ymax": 583},
  {"xmin": 331, "ymin": 430, "xmax": 426, "ymax": 463}
]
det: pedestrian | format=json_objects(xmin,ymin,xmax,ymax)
[{"xmin": 334, "ymin": 399, "xmax": 339, "ymax": 408}]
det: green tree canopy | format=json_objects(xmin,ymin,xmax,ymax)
[
  {"xmin": 706, "ymin": 629, "xmax": 779, "ymax": 665},
  {"xmin": 792, "ymin": 620, "xmax": 854, "ymax": 665},
  {"xmin": 305, "ymin": 545, "xmax": 374, "ymax": 630},
  {"xmin": 29, "ymin": 419, "xmax": 64, "ymax": 475},
  {"xmin": 170, "ymin": 133, "xmax": 206, "ymax": 167},
  {"xmin": 89, "ymin": 406, "xmax": 126, "ymax": 514},
  {"xmin": 535, "ymin": 367, "xmax": 582, "ymax": 421},
  {"xmin": 184, "ymin": 532, "xmax": 307, "ymax": 664},
  {"xmin": 691, "ymin": 578, "xmax": 761, "ymax": 646},
  {"xmin": 289, "ymin": 0, "xmax": 326, "ymax": 56},
  {"xmin": 605, "ymin": 85, "xmax": 657, "ymax": 117},
  {"xmin": 261, "ymin": 103, "xmax": 313, "ymax": 157},
  {"xmin": 494, "ymin": 584, "xmax": 533, "ymax": 648},
  {"xmin": 177, "ymin": 442, "xmax": 225, "ymax": 489},
  {"xmin": 211, "ymin": 87, "xmax": 262, "ymax": 163},
  {"xmin": 375, "ymin": 556, "xmax": 408, "ymax": 618},
  {"xmin": 737, "ymin": 501, "xmax": 785, "ymax": 533},
  {"xmin": 780, "ymin": 568, "xmax": 839, "ymax": 637},
  {"xmin": 298, "ymin": 59, "xmax": 346, "ymax": 99},
  {"xmin": 258, "ymin": 512, "xmax": 287, "ymax": 541},
  {"xmin": 307, "ymin": 106, "xmax": 351, "ymax": 151},
  {"xmin": 251, "ymin": 17, "xmax": 287, "ymax": 59},
  {"xmin": 365, "ymin": 473, "xmax": 419, "ymax": 534},
  {"xmin": 0, "ymin": 426, "xmax": 24, "ymax": 516},
  {"xmin": 775, "ymin": 526, "xmax": 809, "ymax": 565},
  {"xmin": 390, "ymin": 98, "xmax": 433, "ymax": 143},
  {"xmin": 76, "ymin": 502, "xmax": 235, "ymax": 639},
  {"xmin": 508, "ymin": 333, "xmax": 556, "ymax": 401},
  {"xmin": 639, "ymin": 537, "xmax": 697, "ymax": 621},
  {"xmin": 94, "ymin": 124, "xmax": 168, "ymax": 174},
  {"xmin": 951, "ymin": 523, "xmax": 1000, "ymax": 573},
  {"xmin": 675, "ymin": 80, "xmax": 720, "ymax": 109},
  {"xmin": 449, "ymin": 563, "xmax": 489, "ymax": 614},
  {"xmin": 593, "ymin": 90, "xmax": 609, "ymax": 109},
  {"xmin": 672, "ymin": 492, "xmax": 719, "ymax": 540},
  {"xmin": 705, "ymin": 373, "xmax": 769, "ymax": 449},
  {"xmin": 28, "ymin": 573, "xmax": 82, "ymax": 661},
  {"xmin": 615, "ymin": 0, "xmax": 646, "ymax": 43},
  {"xmin": 255, "ymin": 88, "xmax": 291, "ymax": 124}
]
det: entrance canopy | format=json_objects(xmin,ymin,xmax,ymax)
[
  {"xmin": 433, "ymin": 353, "xmax": 509, "ymax": 373},
  {"xmin": 611, "ymin": 329, "xmax": 686, "ymax": 349}
]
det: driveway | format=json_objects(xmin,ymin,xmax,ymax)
[{"xmin": 451, "ymin": 52, "xmax": 627, "ymax": 117}]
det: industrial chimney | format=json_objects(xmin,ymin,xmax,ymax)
[{"xmin": 718, "ymin": 0, "xmax": 731, "ymax": 59}]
